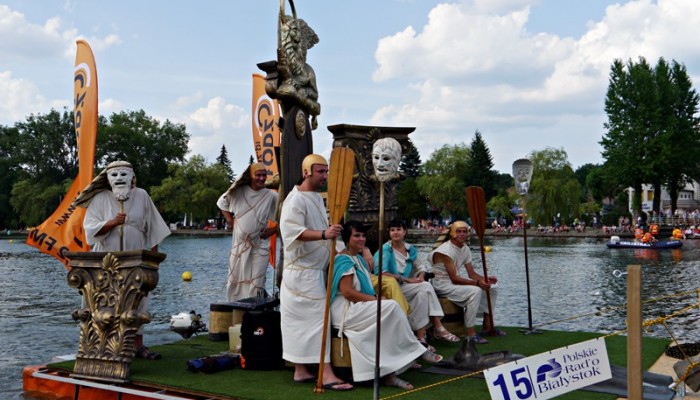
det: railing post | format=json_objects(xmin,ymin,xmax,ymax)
[{"xmin": 627, "ymin": 264, "xmax": 642, "ymax": 400}]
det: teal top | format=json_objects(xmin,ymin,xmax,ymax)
[
  {"xmin": 330, "ymin": 253, "xmax": 375, "ymax": 300},
  {"xmin": 373, "ymin": 241, "xmax": 417, "ymax": 278}
]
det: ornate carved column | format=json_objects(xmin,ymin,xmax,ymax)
[
  {"xmin": 328, "ymin": 124, "xmax": 415, "ymax": 253},
  {"xmin": 66, "ymin": 250, "xmax": 165, "ymax": 383}
]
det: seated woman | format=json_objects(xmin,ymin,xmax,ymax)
[
  {"xmin": 374, "ymin": 218, "xmax": 460, "ymax": 346},
  {"xmin": 330, "ymin": 221, "xmax": 439, "ymax": 390}
]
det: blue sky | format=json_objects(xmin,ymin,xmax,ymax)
[{"xmin": 2, "ymin": 0, "xmax": 699, "ymax": 175}]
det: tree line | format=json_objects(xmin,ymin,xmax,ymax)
[{"xmin": 1, "ymin": 57, "xmax": 697, "ymax": 230}]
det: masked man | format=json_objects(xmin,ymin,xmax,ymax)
[
  {"xmin": 74, "ymin": 160, "xmax": 171, "ymax": 359},
  {"xmin": 217, "ymin": 163, "xmax": 278, "ymax": 301}
]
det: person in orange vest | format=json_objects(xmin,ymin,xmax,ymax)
[
  {"xmin": 672, "ymin": 227, "xmax": 684, "ymax": 240},
  {"xmin": 634, "ymin": 226, "xmax": 644, "ymax": 241},
  {"xmin": 649, "ymin": 223, "xmax": 659, "ymax": 237},
  {"xmin": 642, "ymin": 231, "xmax": 656, "ymax": 244}
]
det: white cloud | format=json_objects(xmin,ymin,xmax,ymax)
[
  {"xmin": 370, "ymin": 0, "xmax": 700, "ymax": 171},
  {"xmin": 0, "ymin": 71, "xmax": 48, "ymax": 124},
  {"xmin": 181, "ymin": 97, "xmax": 249, "ymax": 163}
]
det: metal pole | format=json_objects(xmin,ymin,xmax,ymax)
[
  {"xmin": 373, "ymin": 181, "xmax": 384, "ymax": 400},
  {"xmin": 520, "ymin": 199, "xmax": 541, "ymax": 335}
]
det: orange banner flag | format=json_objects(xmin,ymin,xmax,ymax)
[
  {"xmin": 26, "ymin": 40, "xmax": 98, "ymax": 267},
  {"xmin": 251, "ymin": 73, "xmax": 281, "ymax": 177}
]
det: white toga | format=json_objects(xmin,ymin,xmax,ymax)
[
  {"xmin": 217, "ymin": 186, "xmax": 277, "ymax": 301},
  {"xmin": 430, "ymin": 241, "xmax": 497, "ymax": 329},
  {"xmin": 331, "ymin": 254, "xmax": 425, "ymax": 382},
  {"xmin": 84, "ymin": 188, "xmax": 170, "ymax": 251},
  {"xmin": 83, "ymin": 188, "xmax": 171, "ymax": 334},
  {"xmin": 389, "ymin": 243, "xmax": 444, "ymax": 331},
  {"xmin": 279, "ymin": 186, "xmax": 332, "ymax": 364}
]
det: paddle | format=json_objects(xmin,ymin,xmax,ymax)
[
  {"xmin": 315, "ymin": 147, "xmax": 355, "ymax": 393},
  {"xmin": 465, "ymin": 186, "xmax": 495, "ymax": 336}
]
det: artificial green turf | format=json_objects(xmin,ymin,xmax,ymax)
[{"xmin": 47, "ymin": 327, "xmax": 670, "ymax": 400}]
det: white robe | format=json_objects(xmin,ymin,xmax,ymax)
[
  {"xmin": 217, "ymin": 186, "xmax": 277, "ymax": 301},
  {"xmin": 83, "ymin": 188, "xmax": 170, "ymax": 333},
  {"xmin": 331, "ymin": 254, "xmax": 425, "ymax": 382},
  {"xmin": 391, "ymin": 244, "xmax": 444, "ymax": 331},
  {"xmin": 84, "ymin": 188, "xmax": 170, "ymax": 251},
  {"xmin": 279, "ymin": 186, "xmax": 332, "ymax": 364},
  {"xmin": 430, "ymin": 241, "xmax": 498, "ymax": 329}
]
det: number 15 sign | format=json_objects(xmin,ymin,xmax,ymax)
[{"xmin": 483, "ymin": 339, "xmax": 612, "ymax": 400}]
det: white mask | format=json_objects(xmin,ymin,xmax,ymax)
[
  {"xmin": 107, "ymin": 167, "xmax": 134, "ymax": 201},
  {"xmin": 372, "ymin": 138, "xmax": 401, "ymax": 182}
]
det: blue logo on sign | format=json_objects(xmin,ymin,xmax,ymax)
[{"xmin": 536, "ymin": 358, "xmax": 562, "ymax": 382}]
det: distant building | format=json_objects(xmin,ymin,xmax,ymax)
[{"xmin": 626, "ymin": 181, "xmax": 700, "ymax": 217}]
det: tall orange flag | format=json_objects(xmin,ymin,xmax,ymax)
[
  {"xmin": 251, "ymin": 73, "xmax": 281, "ymax": 268},
  {"xmin": 26, "ymin": 40, "xmax": 98, "ymax": 267},
  {"xmin": 251, "ymin": 73, "xmax": 281, "ymax": 176}
]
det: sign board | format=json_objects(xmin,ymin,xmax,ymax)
[{"xmin": 483, "ymin": 339, "xmax": 612, "ymax": 400}]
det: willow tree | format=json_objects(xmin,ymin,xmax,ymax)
[
  {"xmin": 526, "ymin": 147, "xmax": 580, "ymax": 225},
  {"xmin": 417, "ymin": 143, "xmax": 470, "ymax": 219}
]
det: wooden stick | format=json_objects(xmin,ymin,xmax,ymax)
[
  {"xmin": 465, "ymin": 186, "xmax": 495, "ymax": 335},
  {"xmin": 315, "ymin": 147, "xmax": 355, "ymax": 393}
]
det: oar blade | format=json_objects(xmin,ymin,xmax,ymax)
[
  {"xmin": 466, "ymin": 186, "xmax": 487, "ymax": 238},
  {"xmin": 327, "ymin": 147, "xmax": 355, "ymax": 225}
]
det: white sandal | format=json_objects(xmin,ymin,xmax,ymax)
[
  {"xmin": 434, "ymin": 326, "xmax": 460, "ymax": 342},
  {"xmin": 384, "ymin": 374, "xmax": 413, "ymax": 390},
  {"xmin": 420, "ymin": 349, "xmax": 443, "ymax": 364}
]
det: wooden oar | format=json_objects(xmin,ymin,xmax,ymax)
[
  {"xmin": 315, "ymin": 147, "xmax": 355, "ymax": 393},
  {"xmin": 465, "ymin": 186, "xmax": 495, "ymax": 335}
]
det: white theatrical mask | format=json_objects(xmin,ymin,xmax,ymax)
[
  {"xmin": 372, "ymin": 137, "xmax": 401, "ymax": 182},
  {"xmin": 512, "ymin": 159, "xmax": 533, "ymax": 195},
  {"xmin": 107, "ymin": 167, "xmax": 134, "ymax": 201}
]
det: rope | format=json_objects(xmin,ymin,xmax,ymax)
[
  {"xmin": 380, "ymin": 369, "xmax": 484, "ymax": 399},
  {"xmin": 531, "ymin": 288, "xmax": 699, "ymax": 330},
  {"xmin": 383, "ymin": 288, "xmax": 700, "ymax": 398}
]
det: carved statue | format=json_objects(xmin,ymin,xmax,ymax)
[{"xmin": 276, "ymin": 0, "xmax": 320, "ymax": 130}]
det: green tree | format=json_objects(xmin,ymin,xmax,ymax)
[
  {"xmin": 416, "ymin": 144, "xmax": 470, "ymax": 219},
  {"xmin": 466, "ymin": 130, "xmax": 498, "ymax": 199},
  {"xmin": 660, "ymin": 61, "xmax": 700, "ymax": 212},
  {"xmin": 601, "ymin": 58, "xmax": 655, "ymax": 216},
  {"xmin": 526, "ymin": 147, "xmax": 580, "ymax": 225},
  {"xmin": 217, "ymin": 144, "xmax": 235, "ymax": 182},
  {"xmin": 96, "ymin": 110, "xmax": 190, "ymax": 192},
  {"xmin": 150, "ymin": 155, "xmax": 231, "ymax": 224},
  {"xmin": 486, "ymin": 189, "xmax": 516, "ymax": 224},
  {"xmin": 601, "ymin": 57, "xmax": 700, "ymax": 217},
  {"xmin": 574, "ymin": 163, "xmax": 597, "ymax": 202},
  {"xmin": 399, "ymin": 139, "xmax": 421, "ymax": 178},
  {"xmin": 0, "ymin": 125, "xmax": 23, "ymax": 228},
  {"xmin": 9, "ymin": 109, "xmax": 77, "ymax": 226}
]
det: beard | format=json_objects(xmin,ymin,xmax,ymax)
[{"xmin": 112, "ymin": 185, "xmax": 131, "ymax": 201}]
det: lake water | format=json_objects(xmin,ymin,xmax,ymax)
[{"xmin": 2, "ymin": 234, "xmax": 699, "ymax": 398}]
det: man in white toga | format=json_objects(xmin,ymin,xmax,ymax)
[{"xmin": 279, "ymin": 154, "xmax": 352, "ymax": 391}]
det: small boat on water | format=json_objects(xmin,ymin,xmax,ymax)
[{"xmin": 606, "ymin": 236, "xmax": 683, "ymax": 249}]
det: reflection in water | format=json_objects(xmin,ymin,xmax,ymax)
[{"xmin": 1, "ymin": 235, "xmax": 699, "ymax": 398}]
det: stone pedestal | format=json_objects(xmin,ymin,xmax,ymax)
[
  {"xmin": 66, "ymin": 250, "xmax": 165, "ymax": 383},
  {"xmin": 328, "ymin": 124, "xmax": 415, "ymax": 253}
]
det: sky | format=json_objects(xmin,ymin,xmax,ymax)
[{"xmin": 2, "ymin": 0, "xmax": 700, "ymax": 175}]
